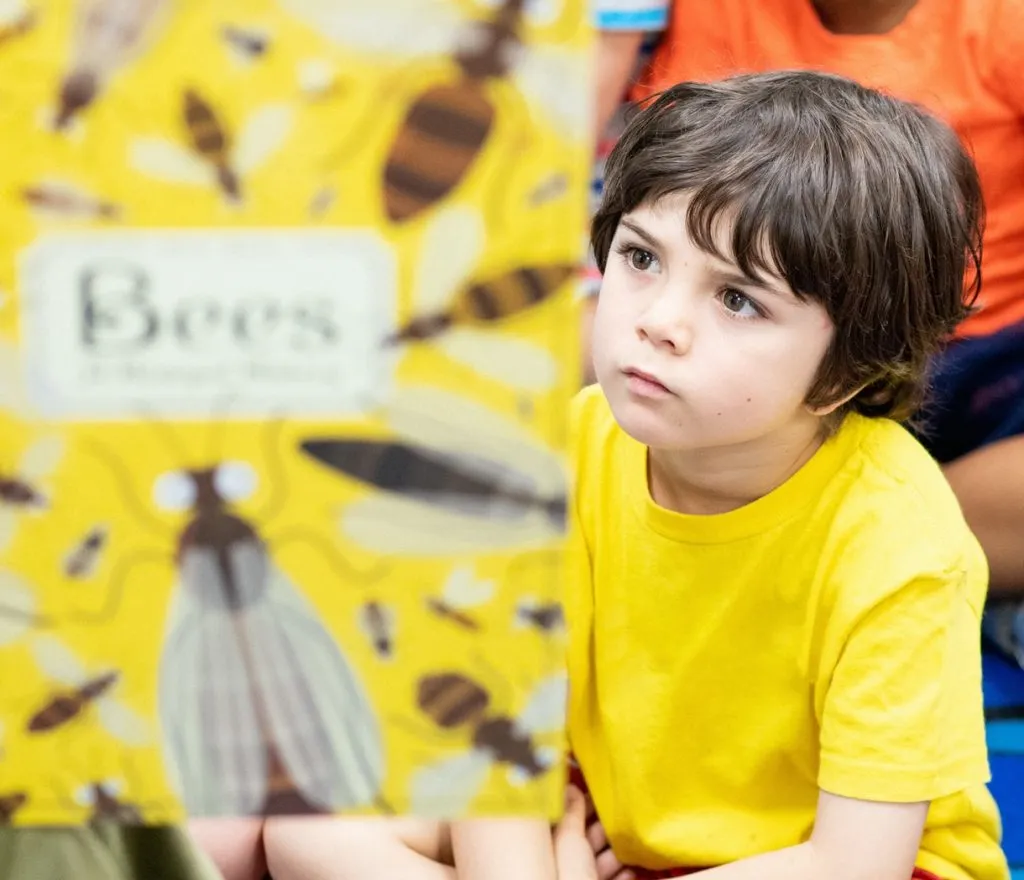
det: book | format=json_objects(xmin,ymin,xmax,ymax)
[{"xmin": 0, "ymin": 0, "xmax": 591, "ymax": 825}]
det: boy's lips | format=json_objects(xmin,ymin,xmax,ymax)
[{"xmin": 623, "ymin": 367, "xmax": 673, "ymax": 397}]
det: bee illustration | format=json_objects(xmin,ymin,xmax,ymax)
[
  {"xmin": 527, "ymin": 171, "xmax": 568, "ymax": 207},
  {"xmin": 0, "ymin": 791, "xmax": 27, "ymax": 824},
  {"xmin": 0, "ymin": 434, "xmax": 63, "ymax": 554},
  {"xmin": 53, "ymin": 0, "xmax": 172, "ymax": 131},
  {"xmin": 75, "ymin": 779, "xmax": 145, "ymax": 824},
  {"xmin": 26, "ymin": 636, "xmax": 149, "ymax": 744},
  {"xmin": 63, "ymin": 524, "xmax": 108, "ymax": 580},
  {"xmin": 155, "ymin": 461, "xmax": 385, "ymax": 816},
  {"xmin": 130, "ymin": 90, "xmax": 294, "ymax": 205},
  {"xmin": 358, "ymin": 600, "xmax": 396, "ymax": 661},
  {"xmin": 0, "ymin": 570, "xmax": 39, "ymax": 646},
  {"xmin": 0, "ymin": 2, "xmax": 35, "ymax": 50},
  {"xmin": 411, "ymin": 671, "xmax": 566, "ymax": 816},
  {"xmin": 384, "ymin": 206, "xmax": 574, "ymax": 391},
  {"xmin": 308, "ymin": 184, "xmax": 337, "ymax": 217},
  {"xmin": 221, "ymin": 24, "xmax": 270, "ymax": 63},
  {"xmin": 22, "ymin": 180, "xmax": 122, "ymax": 222},
  {"xmin": 425, "ymin": 565, "xmax": 495, "ymax": 632},
  {"xmin": 281, "ymin": 0, "xmax": 589, "ymax": 222},
  {"xmin": 513, "ymin": 597, "xmax": 564, "ymax": 634},
  {"xmin": 299, "ymin": 384, "xmax": 567, "ymax": 557}
]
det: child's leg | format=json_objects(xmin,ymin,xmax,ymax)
[
  {"xmin": 262, "ymin": 816, "xmax": 454, "ymax": 880},
  {"xmin": 187, "ymin": 817, "xmax": 267, "ymax": 880}
]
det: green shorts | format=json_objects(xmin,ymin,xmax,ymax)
[{"xmin": 0, "ymin": 824, "xmax": 221, "ymax": 880}]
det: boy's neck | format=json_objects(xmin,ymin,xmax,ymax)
[
  {"xmin": 647, "ymin": 420, "xmax": 826, "ymax": 516},
  {"xmin": 810, "ymin": 0, "xmax": 920, "ymax": 34}
]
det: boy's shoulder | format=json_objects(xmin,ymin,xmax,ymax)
[
  {"xmin": 836, "ymin": 415, "xmax": 969, "ymax": 534},
  {"xmin": 818, "ymin": 415, "xmax": 988, "ymax": 612}
]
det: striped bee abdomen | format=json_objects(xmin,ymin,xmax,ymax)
[
  {"xmin": 417, "ymin": 673, "xmax": 490, "ymax": 728},
  {"xmin": 451, "ymin": 264, "xmax": 578, "ymax": 326},
  {"xmin": 383, "ymin": 83, "xmax": 495, "ymax": 223}
]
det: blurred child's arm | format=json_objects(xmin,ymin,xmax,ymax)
[
  {"xmin": 592, "ymin": 1, "xmax": 671, "ymax": 138},
  {"xmin": 687, "ymin": 793, "xmax": 927, "ymax": 880},
  {"xmin": 594, "ymin": 30, "xmax": 646, "ymax": 139},
  {"xmin": 450, "ymin": 817, "xmax": 557, "ymax": 880}
]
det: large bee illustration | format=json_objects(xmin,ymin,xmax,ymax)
[
  {"xmin": 410, "ymin": 671, "xmax": 566, "ymax": 816},
  {"xmin": 53, "ymin": 0, "xmax": 172, "ymax": 131},
  {"xmin": 386, "ymin": 206, "xmax": 575, "ymax": 391},
  {"xmin": 26, "ymin": 636, "xmax": 149, "ymax": 744},
  {"xmin": 299, "ymin": 385, "xmax": 567, "ymax": 557},
  {"xmin": 154, "ymin": 460, "xmax": 385, "ymax": 816},
  {"xmin": 0, "ymin": 434, "xmax": 63, "ymax": 554},
  {"xmin": 425, "ymin": 564, "xmax": 495, "ymax": 632},
  {"xmin": 281, "ymin": 0, "xmax": 589, "ymax": 222},
  {"xmin": 130, "ymin": 90, "xmax": 294, "ymax": 205}
]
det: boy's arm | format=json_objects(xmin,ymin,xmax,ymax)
[
  {"xmin": 451, "ymin": 818, "xmax": 557, "ymax": 880},
  {"xmin": 686, "ymin": 793, "xmax": 928, "ymax": 880}
]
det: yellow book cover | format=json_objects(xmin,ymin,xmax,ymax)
[{"xmin": 0, "ymin": 0, "xmax": 591, "ymax": 825}]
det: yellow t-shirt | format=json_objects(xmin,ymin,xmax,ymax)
[{"xmin": 566, "ymin": 385, "xmax": 1008, "ymax": 880}]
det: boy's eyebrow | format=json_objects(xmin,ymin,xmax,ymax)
[
  {"xmin": 710, "ymin": 266, "xmax": 797, "ymax": 301},
  {"xmin": 619, "ymin": 218, "xmax": 662, "ymax": 250}
]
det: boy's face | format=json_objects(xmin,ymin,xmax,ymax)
[{"xmin": 592, "ymin": 195, "xmax": 836, "ymax": 454}]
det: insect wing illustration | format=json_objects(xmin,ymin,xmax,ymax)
[
  {"xmin": 0, "ymin": 434, "xmax": 64, "ymax": 553},
  {"xmin": 389, "ymin": 206, "xmax": 567, "ymax": 391},
  {"xmin": 410, "ymin": 671, "xmax": 566, "ymax": 816},
  {"xmin": 0, "ymin": 1, "xmax": 35, "ymax": 51},
  {"xmin": 27, "ymin": 635, "xmax": 149, "ymax": 744},
  {"xmin": 425, "ymin": 564, "xmax": 495, "ymax": 630},
  {"xmin": 300, "ymin": 385, "xmax": 567, "ymax": 556},
  {"xmin": 130, "ymin": 93, "xmax": 294, "ymax": 204},
  {"xmin": 155, "ymin": 464, "xmax": 384, "ymax": 816},
  {"xmin": 54, "ymin": 0, "xmax": 172, "ymax": 130},
  {"xmin": 277, "ymin": 0, "xmax": 464, "ymax": 60},
  {"xmin": 0, "ymin": 570, "xmax": 38, "ymax": 646}
]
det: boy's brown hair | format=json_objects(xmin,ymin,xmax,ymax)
[{"xmin": 591, "ymin": 70, "xmax": 984, "ymax": 424}]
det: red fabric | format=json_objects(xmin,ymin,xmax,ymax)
[{"xmin": 567, "ymin": 759, "xmax": 944, "ymax": 880}]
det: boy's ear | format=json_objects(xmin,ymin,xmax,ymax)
[{"xmin": 805, "ymin": 385, "xmax": 865, "ymax": 417}]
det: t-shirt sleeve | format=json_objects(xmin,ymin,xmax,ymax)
[
  {"xmin": 593, "ymin": 0, "xmax": 670, "ymax": 31},
  {"xmin": 816, "ymin": 565, "xmax": 990, "ymax": 803}
]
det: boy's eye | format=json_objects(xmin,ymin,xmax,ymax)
[
  {"xmin": 628, "ymin": 248, "xmax": 655, "ymax": 271},
  {"xmin": 721, "ymin": 288, "xmax": 762, "ymax": 318}
]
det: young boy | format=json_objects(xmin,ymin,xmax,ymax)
[{"xmin": 293, "ymin": 70, "xmax": 1007, "ymax": 880}]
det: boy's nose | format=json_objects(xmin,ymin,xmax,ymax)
[{"xmin": 636, "ymin": 301, "xmax": 694, "ymax": 355}]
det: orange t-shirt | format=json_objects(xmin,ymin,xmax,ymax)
[{"xmin": 632, "ymin": 0, "xmax": 1024, "ymax": 337}]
